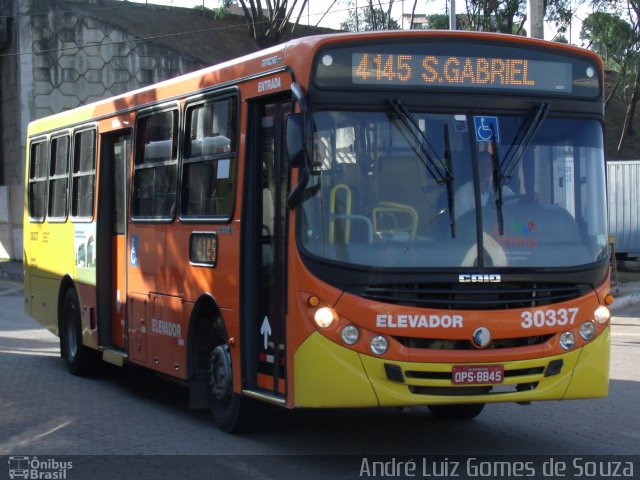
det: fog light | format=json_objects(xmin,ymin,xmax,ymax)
[
  {"xmin": 314, "ymin": 307, "xmax": 336, "ymax": 328},
  {"xmin": 594, "ymin": 305, "xmax": 610, "ymax": 325},
  {"xmin": 370, "ymin": 335, "xmax": 388, "ymax": 355},
  {"xmin": 580, "ymin": 321, "xmax": 597, "ymax": 341},
  {"xmin": 341, "ymin": 325, "xmax": 360, "ymax": 345},
  {"xmin": 560, "ymin": 331, "xmax": 576, "ymax": 350}
]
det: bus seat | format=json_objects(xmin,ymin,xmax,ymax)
[
  {"xmin": 144, "ymin": 140, "xmax": 172, "ymax": 162},
  {"xmin": 375, "ymin": 156, "xmax": 432, "ymax": 238},
  {"xmin": 202, "ymin": 136, "xmax": 231, "ymax": 155}
]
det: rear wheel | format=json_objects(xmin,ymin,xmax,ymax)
[
  {"xmin": 208, "ymin": 344, "xmax": 252, "ymax": 433},
  {"xmin": 61, "ymin": 288, "xmax": 97, "ymax": 375},
  {"xmin": 428, "ymin": 403, "xmax": 485, "ymax": 420}
]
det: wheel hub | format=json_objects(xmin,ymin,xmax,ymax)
[{"xmin": 209, "ymin": 345, "xmax": 232, "ymax": 402}]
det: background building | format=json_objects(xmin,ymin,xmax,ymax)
[{"xmin": 0, "ymin": 0, "xmax": 327, "ymax": 259}]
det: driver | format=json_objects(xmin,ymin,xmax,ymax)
[{"xmin": 455, "ymin": 151, "xmax": 515, "ymax": 220}]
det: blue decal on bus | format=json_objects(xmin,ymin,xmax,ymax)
[
  {"xmin": 130, "ymin": 235, "xmax": 138, "ymax": 267},
  {"xmin": 474, "ymin": 116, "xmax": 500, "ymax": 142}
]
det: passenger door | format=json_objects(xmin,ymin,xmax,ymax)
[
  {"xmin": 242, "ymin": 98, "xmax": 291, "ymax": 398},
  {"xmin": 97, "ymin": 130, "xmax": 130, "ymax": 350}
]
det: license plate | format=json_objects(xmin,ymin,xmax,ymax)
[{"xmin": 451, "ymin": 365, "xmax": 504, "ymax": 385}]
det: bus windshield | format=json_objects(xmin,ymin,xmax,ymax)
[{"xmin": 299, "ymin": 110, "xmax": 608, "ymax": 269}]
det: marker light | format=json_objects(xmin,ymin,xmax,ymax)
[
  {"xmin": 580, "ymin": 321, "xmax": 597, "ymax": 341},
  {"xmin": 604, "ymin": 294, "xmax": 615, "ymax": 306},
  {"xmin": 341, "ymin": 325, "xmax": 360, "ymax": 345},
  {"xmin": 314, "ymin": 307, "xmax": 336, "ymax": 328},
  {"xmin": 560, "ymin": 331, "xmax": 576, "ymax": 350},
  {"xmin": 594, "ymin": 305, "xmax": 611, "ymax": 325},
  {"xmin": 370, "ymin": 335, "xmax": 389, "ymax": 355}
]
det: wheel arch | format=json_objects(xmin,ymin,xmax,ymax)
[
  {"xmin": 186, "ymin": 293, "xmax": 228, "ymax": 381},
  {"xmin": 57, "ymin": 274, "xmax": 76, "ymax": 358}
]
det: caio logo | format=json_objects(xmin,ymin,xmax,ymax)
[{"xmin": 458, "ymin": 274, "xmax": 501, "ymax": 283}]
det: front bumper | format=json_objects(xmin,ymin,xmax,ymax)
[{"xmin": 293, "ymin": 328, "xmax": 609, "ymax": 408}]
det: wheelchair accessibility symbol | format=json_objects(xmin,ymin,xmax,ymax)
[{"xmin": 474, "ymin": 116, "xmax": 500, "ymax": 142}]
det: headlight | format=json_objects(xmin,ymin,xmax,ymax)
[
  {"xmin": 580, "ymin": 321, "xmax": 597, "ymax": 341},
  {"xmin": 341, "ymin": 325, "xmax": 360, "ymax": 345},
  {"xmin": 560, "ymin": 331, "xmax": 576, "ymax": 350},
  {"xmin": 314, "ymin": 307, "xmax": 336, "ymax": 328},
  {"xmin": 370, "ymin": 335, "xmax": 389, "ymax": 355},
  {"xmin": 594, "ymin": 305, "xmax": 610, "ymax": 325}
]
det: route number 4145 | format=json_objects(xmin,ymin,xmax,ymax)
[{"xmin": 520, "ymin": 308, "xmax": 579, "ymax": 329}]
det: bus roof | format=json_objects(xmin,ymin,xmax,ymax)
[{"xmin": 27, "ymin": 30, "xmax": 602, "ymax": 136}]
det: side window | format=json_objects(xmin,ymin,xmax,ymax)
[
  {"xmin": 132, "ymin": 109, "xmax": 178, "ymax": 220},
  {"xmin": 48, "ymin": 134, "xmax": 70, "ymax": 221},
  {"xmin": 28, "ymin": 140, "xmax": 49, "ymax": 222},
  {"xmin": 181, "ymin": 97, "xmax": 237, "ymax": 219},
  {"xmin": 71, "ymin": 129, "xmax": 96, "ymax": 220}
]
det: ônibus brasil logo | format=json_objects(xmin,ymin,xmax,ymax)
[{"xmin": 8, "ymin": 456, "xmax": 73, "ymax": 480}]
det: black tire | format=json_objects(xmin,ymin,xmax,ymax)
[
  {"xmin": 61, "ymin": 288, "xmax": 97, "ymax": 376},
  {"xmin": 428, "ymin": 403, "xmax": 486, "ymax": 420},
  {"xmin": 208, "ymin": 344, "xmax": 253, "ymax": 433}
]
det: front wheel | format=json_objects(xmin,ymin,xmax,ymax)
[
  {"xmin": 428, "ymin": 403, "xmax": 485, "ymax": 420},
  {"xmin": 208, "ymin": 344, "xmax": 253, "ymax": 433}
]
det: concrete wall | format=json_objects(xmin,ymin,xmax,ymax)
[
  {"xmin": 1, "ymin": 0, "xmax": 208, "ymax": 259},
  {"xmin": 0, "ymin": 186, "xmax": 22, "ymax": 260}
]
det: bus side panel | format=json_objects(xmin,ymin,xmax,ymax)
[
  {"xmin": 76, "ymin": 282, "xmax": 98, "ymax": 350},
  {"xmin": 25, "ymin": 221, "xmax": 76, "ymax": 334},
  {"xmin": 127, "ymin": 224, "xmax": 166, "ymax": 296},
  {"xmin": 128, "ymin": 292, "xmax": 149, "ymax": 365},
  {"xmin": 148, "ymin": 293, "xmax": 187, "ymax": 378},
  {"xmin": 29, "ymin": 275, "xmax": 61, "ymax": 335}
]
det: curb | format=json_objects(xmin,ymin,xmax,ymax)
[{"xmin": 0, "ymin": 267, "xmax": 23, "ymax": 283}]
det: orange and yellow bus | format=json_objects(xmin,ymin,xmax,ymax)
[{"xmin": 24, "ymin": 30, "xmax": 612, "ymax": 432}]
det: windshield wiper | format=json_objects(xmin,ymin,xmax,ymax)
[
  {"xmin": 492, "ymin": 102, "xmax": 549, "ymax": 235},
  {"xmin": 443, "ymin": 124, "xmax": 456, "ymax": 238},
  {"xmin": 386, "ymin": 98, "xmax": 452, "ymax": 184},
  {"xmin": 500, "ymin": 102, "xmax": 549, "ymax": 180},
  {"xmin": 386, "ymin": 98, "xmax": 456, "ymax": 237},
  {"xmin": 490, "ymin": 123, "xmax": 505, "ymax": 235}
]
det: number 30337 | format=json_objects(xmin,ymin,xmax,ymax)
[{"xmin": 520, "ymin": 308, "xmax": 579, "ymax": 329}]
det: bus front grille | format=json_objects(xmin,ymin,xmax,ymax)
[
  {"xmin": 393, "ymin": 334, "xmax": 554, "ymax": 350},
  {"xmin": 360, "ymin": 282, "xmax": 589, "ymax": 310}
]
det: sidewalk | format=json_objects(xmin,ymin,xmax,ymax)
[{"xmin": 0, "ymin": 259, "xmax": 23, "ymax": 283}]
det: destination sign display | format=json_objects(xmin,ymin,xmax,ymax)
[
  {"xmin": 351, "ymin": 53, "xmax": 572, "ymax": 92},
  {"xmin": 313, "ymin": 41, "xmax": 601, "ymax": 98}
]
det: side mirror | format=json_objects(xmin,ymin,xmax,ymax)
[{"xmin": 286, "ymin": 113, "xmax": 305, "ymax": 168}]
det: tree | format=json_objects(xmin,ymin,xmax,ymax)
[
  {"xmin": 236, "ymin": 0, "xmax": 309, "ymax": 48},
  {"xmin": 585, "ymin": 1, "xmax": 640, "ymax": 157},
  {"xmin": 424, "ymin": 14, "xmax": 450, "ymax": 29},
  {"xmin": 461, "ymin": 0, "xmax": 527, "ymax": 34},
  {"xmin": 340, "ymin": 1, "xmax": 399, "ymax": 31},
  {"xmin": 580, "ymin": 12, "xmax": 634, "ymax": 67},
  {"xmin": 458, "ymin": 0, "xmax": 571, "ymax": 36}
]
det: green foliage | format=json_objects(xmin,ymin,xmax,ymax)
[
  {"xmin": 461, "ymin": 0, "xmax": 527, "ymax": 35},
  {"xmin": 340, "ymin": 6, "xmax": 400, "ymax": 31},
  {"xmin": 192, "ymin": 1, "xmax": 232, "ymax": 20},
  {"xmin": 424, "ymin": 14, "xmax": 450, "ymax": 30},
  {"xmin": 580, "ymin": 12, "xmax": 635, "ymax": 70}
]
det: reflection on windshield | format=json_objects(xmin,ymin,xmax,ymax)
[{"xmin": 299, "ymin": 111, "xmax": 608, "ymax": 269}]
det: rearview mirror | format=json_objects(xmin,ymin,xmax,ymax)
[{"xmin": 286, "ymin": 113, "xmax": 305, "ymax": 168}]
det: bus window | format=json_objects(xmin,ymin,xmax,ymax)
[
  {"xmin": 132, "ymin": 109, "xmax": 178, "ymax": 220},
  {"xmin": 48, "ymin": 134, "xmax": 70, "ymax": 221},
  {"xmin": 181, "ymin": 97, "xmax": 237, "ymax": 219},
  {"xmin": 28, "ymin": 139, "xmax": 48, "ymax": 222},
  {"xmin": 71, "ymin": 129, "xmax": 96, "ymax": 220}
]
